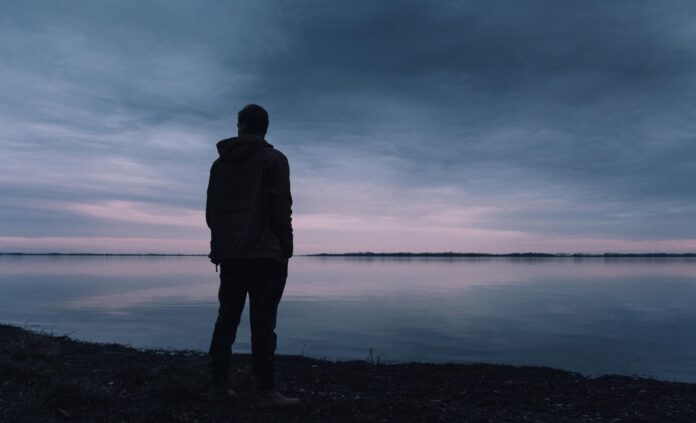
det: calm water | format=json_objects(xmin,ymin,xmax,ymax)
[{"xmin": 1, "ymin": 255, "xmax": 695, "ymax": 382}]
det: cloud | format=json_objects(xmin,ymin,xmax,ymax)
[
  {"xmin": 1, "ymin": 1, "xmax": 695, "ymax": 252},
  {"xmin": 61, "ymin": 200, "xmax": 204, "ymax": 228},
  {"xmin": 0, "ymin": 236, "xmax": 207, "ymax": 254}
]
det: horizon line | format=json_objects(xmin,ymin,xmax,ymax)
[{"xmin": 1, "ymin": 251, "xmax": 696, "ymax": 257}]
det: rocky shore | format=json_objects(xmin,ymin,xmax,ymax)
[{"xmin": 1, "ymin": 324, "xmax": 695, "ymax": 422}]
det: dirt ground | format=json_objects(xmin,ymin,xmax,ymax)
[{"xmin": 1, "ymin": 324, "xmax": 695, "ymax": 422}]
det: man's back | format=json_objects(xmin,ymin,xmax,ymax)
[{"xmin": 206, "ymin": 134, "xmax": 293, "ymax": 264}]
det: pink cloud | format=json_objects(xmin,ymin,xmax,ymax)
[
  {"xmin": 0, "ymin": 236, "xmax": 207, "ymax": 254},
  {"xmin": 60, "ymin": 200, "xmax": 205, "ymax": 228}
]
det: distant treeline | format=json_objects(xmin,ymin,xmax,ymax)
[
  {"xmin": 0, "ymin": 252, "xmax": 206, "ymax": 256},
  {"xmin": 2, "ymin": 252, "xmax": 695, "ymax": 258},
  {"xmin": 306, "ymin": 252, "xmax": 696, "ymax": 258}
]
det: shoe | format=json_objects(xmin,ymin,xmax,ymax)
[
  {"xmin": 254, "ymin": 388, "xmax": 301, "ymax": 408},
  {"xmin": 208, "ymin": 385, "xmax": 237, "ymax": 401}
]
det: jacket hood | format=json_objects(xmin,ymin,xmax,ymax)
[{"xmin": 216, "ymin": 134, "xmax": 274, "ymax": 162}]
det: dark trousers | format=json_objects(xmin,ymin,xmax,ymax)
[{"xmin": 208, "ymin": 258, "xmax": 287, "ymax": 390}]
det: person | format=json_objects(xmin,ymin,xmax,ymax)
[{"xmin": 206, "ymin": 104, "xmax": 299, "ymax": 407}]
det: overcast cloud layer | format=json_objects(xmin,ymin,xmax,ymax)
[{"xmin": 1, "ymin": 1, "xmax": 695, "ymax": 254}]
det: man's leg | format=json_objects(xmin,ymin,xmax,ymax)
[
  {"xmin": 208, "ymin": 259, "xmax": 249, "ymax": 387},
  {"xmin": 248, "ymin": 258, "xmax": 287, "ymax": 391}
]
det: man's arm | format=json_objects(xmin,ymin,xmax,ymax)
[
  {"xmin": 205, "ymin": 162, "xmax": 220, "ymax": 264},
  {"xmin": 205, "ymin": 164, "xmax": 215, "ymax": 230},
  {"xmin": 267, "ymin": 152, "xmax": 293, "ymax": 259}
]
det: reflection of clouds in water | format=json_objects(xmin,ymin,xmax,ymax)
[
  {"xmin": 14, "ymin": 256, "xmax": 696, "ymax": 310},
  {"xmin": 63, "ymin": 283, "xmax": 217, "ymax": 311},
  {"xmin": 285, "ymin": 257, "xmax": 696, "ymax": 298},
  {"xmin": 0, "ymin": 255, "xmax": 212, "ymax": 276},
  {"xmin": 3, "ymin": 256, "xmax": 696, "ymax": 382}
]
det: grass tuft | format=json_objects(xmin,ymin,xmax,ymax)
[{"xmin": 3, "ymin": 329, "xmax": 61, "ymax": 361}]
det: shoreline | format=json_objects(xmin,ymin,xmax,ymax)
[
  {"xmin": 2, "ymin": 324, "xmax": 695, "ymax": 422},
  {"xmin": 307, "ymin": 252, "xmax": 696, "ymax": 258},
  {"xmin": 2, "ymin": 252, "xmax": 696, "ymax": 258}
]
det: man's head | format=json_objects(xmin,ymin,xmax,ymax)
[{"xmin": 237, "ymin": 104, "xmax": 269, "ymax": 137}]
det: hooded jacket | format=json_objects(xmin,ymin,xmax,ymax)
[{"xmin": 206, "ymin": 134, "xmax": 293, "ymax": 264}]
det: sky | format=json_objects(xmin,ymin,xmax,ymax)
[{"xmin": 1, "ymin": 1, "xmax": 696, "ymax": 254}]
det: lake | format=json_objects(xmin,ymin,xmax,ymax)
[{"xmin": 1, "ymin": 255, "xmax": 695, "ymax": 383}]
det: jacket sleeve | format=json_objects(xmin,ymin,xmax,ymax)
[
  {"xmin": 267, "ymin": 153, "xmax": 293, "ymax": 258},
  {"xmin": 205, "ymin": 163, "xmax": 214, "ymax": 230},
  {"xmin": 205, "ymin": 162, "xmax": 220, "ymax": 264}
]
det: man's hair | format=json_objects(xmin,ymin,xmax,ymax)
[{"xmin": 238, "ymin": 104, "xmax": 269, "ymax": 135}]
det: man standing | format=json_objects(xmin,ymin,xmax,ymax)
[{"xmin": 206, "ymin": 104, "xmax": 298, "ymax": 407}]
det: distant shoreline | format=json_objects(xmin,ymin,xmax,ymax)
[
  {"xmin": 1, "ymin": 251, "xmax": 695, "ymax": 258},
  {"xmin": 0, "ymin": 252, "xmax": 207, "ymax": 257},
  {"xmin": 307, "ymin": 252, "xmax": 696, "ymax": 258}
]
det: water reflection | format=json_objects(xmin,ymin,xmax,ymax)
[{"xmin": 1, "ymin": 255, "xmax": 695, "ymax": 382}]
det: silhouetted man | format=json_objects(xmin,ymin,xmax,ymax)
[{"xmin": 206, "ymin": 104, "xmax": 298, "ymax": 407}]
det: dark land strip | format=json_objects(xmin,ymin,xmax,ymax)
[
  {"xmin": 307, "ymin": 252, "xmax": 696, "ymax": 258},
  {"xmin": 2, "ymin": 252, "xmax": 695, "ymax": 258},
  {"xmin": 1, "ymin": 324, "xmax": 695, "ymax": 422}
]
